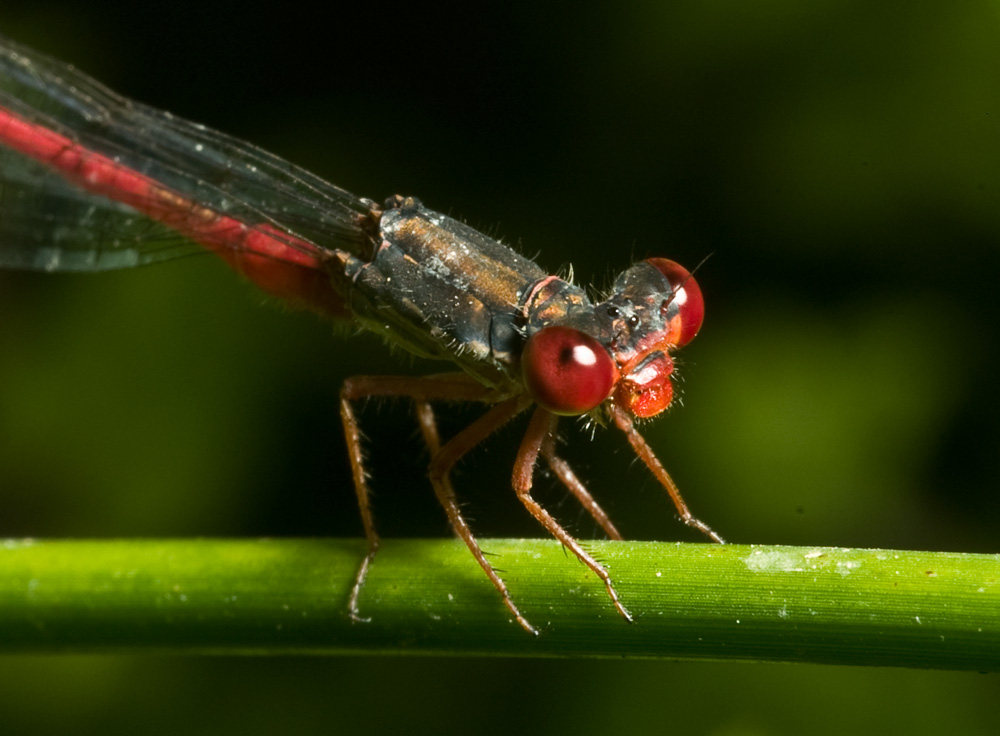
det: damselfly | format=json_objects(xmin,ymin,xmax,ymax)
[{"xmin": 0, "ymin": 36, "xmax": 722, "ymax": 634}]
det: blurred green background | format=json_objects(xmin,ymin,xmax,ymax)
[{"xmin": 1, "ymin": 1, "xmax": 998, "ymax": 733}]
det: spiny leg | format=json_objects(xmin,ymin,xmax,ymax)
[
  {"xmin": 540, "ymin": 431, "xmax": 623, "ymax": 541},
  {"xmin": 425, "ymin": 395, "xmax": 539, "ymax": 635},
  {"xmin": 609, "ymin": 404, "xmax": 725, "ymax": 544},
  {"xmin": 340, "ymin": 373, "xmax": 506, "ymax": 624},
  {"xmin": 514, "ymin": 407, "xmax": 633, "ymax": 622},
  {"xmin": 339, "ymin": 383, "xmax": 378, "ymax": 623}
]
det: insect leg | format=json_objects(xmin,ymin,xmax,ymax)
[
  {"xmin": 339, "ymin": 382, "xmax": 379, "ymax": 623},
  {"xmin": 413, "ymin": 401, "xmax": 442, "ymax": 456},
  {"xmin": 539, "ymin": 433, "xmax": 623, "ymax": 541},
  {"xmin": 425, "ymin": 395, "xmax": 538, "ymax": 635},
  {"xmin": 340, "ymin": 373, "xmax": 522, "ymax": 626},
  {"xmin": 608, "ymin": 404, "xmax": 725, "ymax": 544},
  {"xmin": 513, "ymin": 406, "xmax": 633, "ymax": 623}
]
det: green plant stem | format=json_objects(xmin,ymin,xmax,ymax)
[{"xmin": 0, "ymin": 538, "xmax": 996, "ymax": 667}]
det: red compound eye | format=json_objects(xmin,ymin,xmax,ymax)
[
  {"xmin": 646, "ymin": 258, "xmax": 704, "ymax": 347},
  {"xmin": 521, "ymin": 326, "xmax": 617, "ymax": 415}
]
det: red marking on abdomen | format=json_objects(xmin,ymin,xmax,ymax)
[{"xmin": 0, "ymin": 106, "xmax": 347, "ymax": 318}]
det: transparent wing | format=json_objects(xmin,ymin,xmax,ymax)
[{"xmin": 0, "ymin": 34, "xmax": 371, "ymax": 273}]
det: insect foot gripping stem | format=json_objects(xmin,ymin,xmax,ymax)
[
  {"xmin": 339, "ymin": 373, "xmax": 541, "ymax": 633},
  {"xmin": 426, "ymin": 396, "xmax": 541, "ymax": 635},
  {"xmin": 512, "ymin": 406, "xmax": 634, "ymax": 624},
  {"xmin": 609, "ymin": 405, "xmax": 725, "ymax": 545}
]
